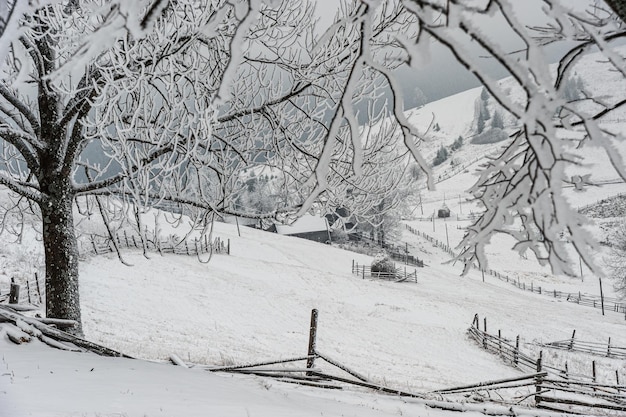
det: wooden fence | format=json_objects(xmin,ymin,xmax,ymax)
[
  {"xmin": 540, "ymin": 331, "xmax": 626, "ymax": 360},
  {"xmin": 84, "ymin": 231, "xmax": 230, "ymax": 257},
  {"xmin": 405, "ymin": 225, "xmax": 626, "ymax": 318},
  {"xmin": 351, "ymin": 261, "xmax": 417, "ymax": 283},
  {"xmin": 0, "ymin": 274, "xmax": 44, "ymax": 306},
  {"xmin": 467, "ymin": 315, "xmax": 626, "ymax": 414},
  {"xmin": 405, "ymin": 225, "xmax": 456, "ymax": 258},
  {"xmin": 348, "ymin": 232, "xmax": 424, "ymax": 267}
]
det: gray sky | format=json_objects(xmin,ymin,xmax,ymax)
[{"xmin": 314, "ymin": 0, "xmax": 598, "ymax": 105}]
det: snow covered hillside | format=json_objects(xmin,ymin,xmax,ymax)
[
  {"xmin": 2, "ymin": 46, "xmax": 626, "ymax": 417},
  {"xmin": 3, "ymin": 215, "xmax": 626, "ymax": 416}
]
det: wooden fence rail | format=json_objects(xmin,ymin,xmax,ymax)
[
  {"xmin": 348, "ymin": 232, "xmax": 424, "ymax": 267},
  {"xmin": 405, "ymin": 225, "xmax": 626, "ymax": 318},
  {"xmin": 83, "ymin": 231, "xmax": 230, "ymax": 257},
  {"xmin": 468, "ymin": 315, "xmax": 626, "ymax": 414},
  {"xmin": 541, "ymin": 335, "xmax": 626, "ymax": 359},
  {"xmin": 351, "ymin": 262, "xmax": 417, "ymax": 283}
]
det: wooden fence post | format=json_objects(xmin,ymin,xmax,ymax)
[
  {"xmin": 34, "ymin": 272, "xmax": 43, "ymax": 304},
  {"xmin": 569, "ymin": 330, "xmax": 576, "ymax": 350},
  {"xmin": 26, "ymin": 279, "xmax": 31, "ymax": 303},
  {"xmin": 498, "ymin": 330, "xmax": 502, "ymax": 355},
  {"xmin": 514, "ymin": 335, "xmax": 520, "ymax": 365},
  {"xmin": 227, "ymin": 239, "xmax": 230, "ymax": 255},
  {"xmin": 306, "ymin": 309, "xmax": 319, "ymax": 376},
  {"xmin": 535, "ymin": 351, "xmax": 543, "ymax": 406},
  {"xmin": 483, "ymin": 317, "xmax": 487, "ymax": 333},
  {"xmin": 9, "ymin": 280, "xmax": 20, "ymax": 304},
  {"xmin": 592, "ymin": 360, "xmax": 597, "ymax": 386},
  {"xmin": 608, "ymin": 337, "xmax": 612, "ymax": 357}
]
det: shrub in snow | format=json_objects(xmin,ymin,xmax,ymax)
[
  {"xmin": 331, "ymin": 229, "xmax": 349, "ymax": 243},
  {"xmin": 371, "ymin": 253, "xmax": 395, "ymax": 274},
  {"xmin": 471, "ymin": 128, "xmax": 508, "ymax": 145},
  {"xmin": 433, "ymin": 146, "xmax": 449, "ymax": 166}
]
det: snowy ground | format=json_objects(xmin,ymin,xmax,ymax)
[
  {"xmin": 2, "ymin": 47, "xmax": 626, "ymax": 417},
  {"xmin": 2, "ymin": 211, "xmax": 626, "ymax": 416}
]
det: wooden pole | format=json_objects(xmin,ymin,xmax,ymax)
[
  {"xmin": 514, "ymin": 335, "xmax": 520, "ymax": 365},
  {"xmin": 432, "ymin": 211, "xmax": 435, "ymax": 232},
  {"xmin": 599, "ymin": 277, "xmax": 605, "ymax": 316},
  {"xmin": 535, "ymin": 351, "xmax": 543, "ymax": 406},
  {"xmin": 592, "ymin": 360, "xmax": 597, "ymax": 385},
  {"xmin": 306, "ymin": 309, "xmax": 318, "ymax": 376},
  {"xmin": 405, "ymin": 242, "xmax": 408, "ymax": 265},
  {"xmin": 9, "ymin": 281, "xmax": 20, "ymax": 304},
  {"xmin": 570, "ymin": 330, "xmax": 576, "ymax": 350},
  {"xmin": 34, "ymin": 272, "xmax": 42, "ymax": 304},
  {"xmin": 445, "ymin": 223, "xmax": 449, "ymax": 247},
  {"xmin": 235, "ymin": 216, "xmax": 241, "ymax": 237}
]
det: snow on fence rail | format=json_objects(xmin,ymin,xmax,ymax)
[
  {"xmin": 467, "ymin": 315, "xmax": 626, "ymax": 414},
  {"xmin": 404, "ymin": 225, "xmax": 457, "ymax": 258},
  {"xmin": 351, "ymin": 261, "xmax": 417, "ymax": 283},
  {"xmin": 82, "ymin": 231, "xmax": 230, "ymax": 257},
  {"xmin": 0, "ymin": 274, "xmax": 44, "ymax": 306},
  {"xmin": 405, "ymin": 225, "xmax": 626, "ymax": 318},
  {"xmin": 347, "ymin": 232, "xmax": 424, "ymax": 267},
  {"xmin": 540, "ymin": 330, "xmax": 626, "ymax": 360}
]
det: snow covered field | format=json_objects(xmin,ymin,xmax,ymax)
[
  {"xmin": 3, "ymin": 217, "xmax": 626, "ymax": 416},
  {"xmin": 2, "ymin": 46, "xmax": 626, "ymax": 417}
]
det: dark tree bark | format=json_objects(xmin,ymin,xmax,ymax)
[{"xmin": 40, "ymin": 177, "xmax": 82, "ymax": 336}]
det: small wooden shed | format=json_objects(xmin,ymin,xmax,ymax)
[{"xmin": 437, "ymin": 204, "xmax": 451, "ymax": 218}]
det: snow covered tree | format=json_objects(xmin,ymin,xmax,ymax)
[
  {"xmin": 450, "ymin": 135, "xmax": 463, "ymax": 151},
  {"xmin": 605, "ymin": 222, "xmax": 626, "ymax": 298},
  {"xmin": 0, "ymin": 0, "xmax": 431, "ymax": 332},
  {"xmin": 432, "ymin": 146, "xmax": 448, "ymax": 166},
  {"xmin": 3, "ymin": 0, "xmax": 626, "ymax": 332},
  {"xmin": 491, "ymin": 110, "xmax": 504, "ymax": 129},
  {"xmin": 400, "ymin": 1, "xmax": 626, "ymax": 277}
]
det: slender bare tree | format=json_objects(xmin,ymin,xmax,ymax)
[
  {"xmin": 398, "ymin": 0, "xmax": 626, "ymax": 277},
  {"xmin": 0, "ymin": 0, "xmax": 428, "ymax": 333}
]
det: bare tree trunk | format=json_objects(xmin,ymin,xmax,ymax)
[{"xmin": 41, "ymin": 192, "xmax": 82, "ymax": 336}]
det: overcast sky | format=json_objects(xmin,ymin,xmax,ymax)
[{"xmin": 313, "ymin": 0, "xmax": 599, "ymax": 105}]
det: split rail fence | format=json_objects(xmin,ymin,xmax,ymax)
[
  {"xmin": 84, "ymin": 231, "xmax": 230, "ymax": 257},
  {"xmin": 351, "ymin": 261, "xmax": 417, "ymax": 283},
  {"xmin": 0, "ymin": 274, "xmax": 44, "ymax": 306},
  {"xmin": 348, "ymin": 232, "xmax": 424, "ymax": 267},
  {"xmin": 405, "ymin": 225, "xmax": 626, "ymax": 318},
  {"xmin": 540, "ymin": 330, "xmax": 626, "ymax": 360},
  {"xmin": 467, "ymin": 314, "xmax": 626, "ymax": 414}
]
